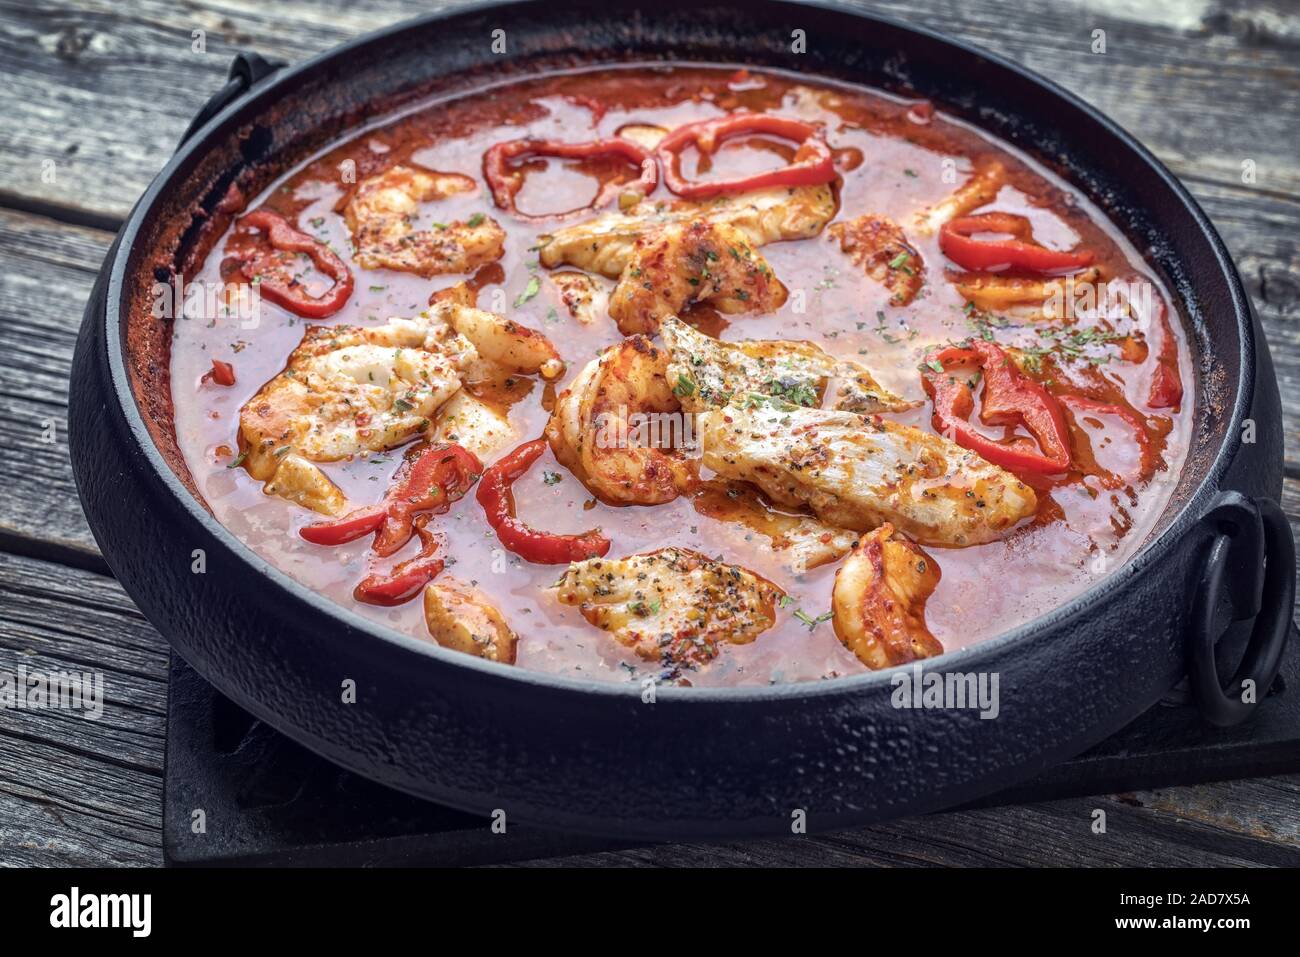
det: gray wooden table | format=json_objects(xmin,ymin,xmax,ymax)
[{"xmin": 1, "ymin": 0, "xmax": 1297, "ymax": 866}]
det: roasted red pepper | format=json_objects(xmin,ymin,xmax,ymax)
[
  {"xmin": 922, "ymin": 339, "xmax": 1072, "ymax": 474},
  {"xmin": 301, "ymin": 443, "xmax": 482, "ymax": 556},
  {"xmin": 231, "ymin": 209, "xmax": 354, "ymax": 318},
  {"xmin": 656, "ymin": 113, "xmax": 836, "ymax": 198},
  {"xmin": 1143, "ymin": 292, "xmax": 1183, "ymax": 410},
  {"xmin": 939, "ymin": 212, "xmax": 1094, "ymax": 274},
  {"xmin": 476, "ymin": 438, "xmax": 610, "ymax": 564},
  {"xmin": 1060, "ymin": 395, "xmax": 1155, "ymax": 488},
  {"xmin": 354, "ymin": 516, "xmax": 446, "ymax": 606},
  {"xmin": 204, "ymin": 359, "xmax": 236, "ymax": 387},
  {"xmin": 483, "ymin": 137, "xmax": 657, "ymax": 220}
]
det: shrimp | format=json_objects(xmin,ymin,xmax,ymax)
[
  {"xmin": 831, "ymin": 524, "xmax": 943, "ymax": 670},
  {"xmin": 545, "ymin": 336, "xmax": 696, "ymax": 505},
  {"xmin": 608, "ymin": 219, "xmax": 787, "ymax": 335},
  {"xmin": 431, "ymin": 301, "xmax": 565, "ymax": 380},
  {"xmin": 423, "ymin": 577, "xmax": 519, "ymax": 664}
]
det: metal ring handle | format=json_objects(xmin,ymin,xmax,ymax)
[
  {"xmin": 178, "ymin": 52, "xmax": 286, "ymax": 150},
  {"xmin": 1191, "ymin": 496, "xmax": 1296, "ymax": 726}
]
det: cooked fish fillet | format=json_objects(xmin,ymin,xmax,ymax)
[
  {"xmin": 537, "ymin": 183, "xmax": 835, "ymax": 278},
  {"xmin": 554, "ymin": 547, "xmax": 782, "ymax": 670},
  {"xmin": 344, "ymin": 164, "xmax": 506, "ymax": 277},
  {"xmin": 659, "ymin": 314, "xmax": 912, "ymax": 414},
  {"xmin": 698, "ymin": 403, "xmax": 1038, "ymax": 546},
  {"xmin": 832, "ymin": 524, "xmax": 943, "ymax": 670},
  {"xmin": 692, "ymin": 480, "xmax": 858, "ymax": 573},
  {"xmin": 239, "ymin": 315, "xmax": 470, "ymax": 513},
  {"xmin": 429, "ymin": 390, "xmax": 516, "ymax": 462},
  {"xmin": 829, "ymin": 213, "xmax": 925, "ymax": 306},
  {"xmin": 609, "ymin": 220, "xmax": 787, "ymax": 335}
]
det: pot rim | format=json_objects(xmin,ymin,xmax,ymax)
[{"xmin": 98, "ymin": 0, "xmax": 1254, "ymax": 704}]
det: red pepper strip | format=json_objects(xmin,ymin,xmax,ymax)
[
  {"xmin": 235, "ymin": 209, "xmax": 354, "ymax": 318},
  {"xmin": 656, "ymin": 113, "xmax": 836, "ymax": 198},
  {"xmin": 204, "ymin": 359, "xmax": 236, "ymax": 387},
  {"xmin": 476, "ymin": 438, "xmax": 610, "ymax": 564},
  {"xmin": 1144, "ymin": 294, "xmax": 1183, "ymax": 409},
  {"xmin": 354, "ymin": 516, "xmax": 445, "ymax": 606},
  {"xmin": 482, "ymin": 138, "xmax": 657, "ymax": 220},
  {"xmin": 921, "ymin": 339, "xmax": 1072, "ymax": 474},
  {"xmin": 300, "ymin": 443, "xmax": 482, "ymax": 556},
  {"xmin": 1060, "ymin": 395, "xmax": 1155, "ymax": 488},
  {"xmin": 939, "ymin": 212, "xmax": 1094, "ymax": 274}
]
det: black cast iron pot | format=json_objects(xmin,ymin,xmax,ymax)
[{"xmin": 69, "ymin": 0, "xmax": 1297, "ymax": 839}]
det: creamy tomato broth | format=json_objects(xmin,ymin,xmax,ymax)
[{"xmin": 169, "ymin": 65, "xmax": 1192, "ymax": 686}]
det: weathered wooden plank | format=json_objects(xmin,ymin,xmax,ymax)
[
  {"xmin": 0, "ymin": 0, "xmax": 1296, "ymax": 224},
  {"xmin": 0, "ymin": 551, "xmax": 166, "ymax": 866},
  {"xmin": 1186, "ymin": 180, "xmax": 1300, "ymax": 457},
  {"xmin": 0, "ymin": 208, "xmax": 112, "ymax": 564},
  {"xmin": 0, "ymin": 0, "xmax": 447, "ymax": 225},
  {"xmin": 517, "ymin": 778, "xmax": 1300, "ymax": 867}
]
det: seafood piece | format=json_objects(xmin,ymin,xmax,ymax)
[
  {"xmin": 829, "ymin": 213, "xmax": 925, "ymax": 306},
  {"xmin": 429, "ymin": 391, "xmax": 517, "ymax": 462},
  {"xmin": 952, "ymin": 267, "xmax": 1102, "ymax": 316},
  {"xmin": 545, "ymin": 337, "xmax": 696, "ymax": 505},
  {"xmin": 549, "ymin": 271, "xmax": 610, "ymax": 324},
  {"xmin": 831, "ymin": 524, "xmax": 943, "ymax": 670},
  {"xmin": 609, "ymin": 220, "xmax": 787, "ymax": 335},
  {"xmin": 554, "ymin": 547, "xmax": 782, "ymax": 670},
  {"xmin": 239, "ymin": 316, "xmax": 469, "ymax": 514},
  {"xmin": 659, "ymin": 314, "xmax": 912, "ymax": 414},
  {"xmin": 537, "ymin": 183, "xmax": 835, "ymax": 278},
  {"xmin": 431, "ymin": 301, "xmax": 564, "ymax": 379},
  {"xmin": 912, "ymin": 162, "xmax": 1006, "ymax": 236},
  {"xmin": 692, "ymin": 480, "xmax": 858, "ymax": 573},
  {"xmin": 423, "ymin": 577, "xmax": 519, "ymax": 664},
  {"xmin": 697, "ymin": 402, "xmax": 1038, "ymax": 547},
  {"xmin": 343, "ymin": 164, "xmax": 506, "ymax": 276}
]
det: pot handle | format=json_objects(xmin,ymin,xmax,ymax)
[
  {"xmin": 177, "ymin": 52, "xmax": 286, "ymax": 150},
  {"xmin": 1189, "ymin": 491, "xmax": 1296, "ymax": 726}
]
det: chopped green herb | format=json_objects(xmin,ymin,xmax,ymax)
[{"xmin": 513, "ymin": 275, "xmax": 541, "ymax": 307}]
